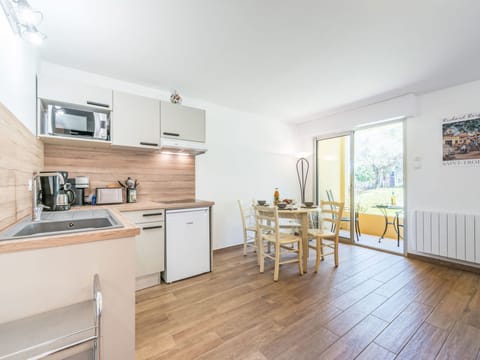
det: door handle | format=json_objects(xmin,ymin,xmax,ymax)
[
  {"xmin": 140, "ymin": 142, "xmax": 159, "ymax": 147},
  {"xmin": 142, "ymin": 225, "xmax": 163, "ymax": 230},
  {"xmin": 142, "ymin": 213, "xmax": 163, "ymax": 217},
  {"xmin": 186, "ymin": 221, "xmax": 194, "ymax": 225},
  {"xmin": 86, "ymin": 101, "xmax": 110, "ymax": 108},
  {"xmin": 163, "ymin": 132, "xmax": 180, "ymax": 137}
]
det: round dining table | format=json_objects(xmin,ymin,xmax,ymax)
[{"xmin": 256, "ymin": 206, "xmax": 320, "ymax": 272}]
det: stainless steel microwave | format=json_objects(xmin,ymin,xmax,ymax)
[{"xmin": 42, "ymin": 103, "xmax": 110, "ymax": 141}]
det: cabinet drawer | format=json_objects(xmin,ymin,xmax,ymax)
[{"xmin": 122, "ymin": 209, "xmax": 165, "ymax": 223}]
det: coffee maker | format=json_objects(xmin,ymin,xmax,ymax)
[
  {"xmin": 66, "ymin": 176, "xmax": 89, "ymax": 206},
  {"xmin": 39, "ymin": 171, "xmax": 76, "ymax": 211}
]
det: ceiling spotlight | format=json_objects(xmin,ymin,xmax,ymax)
[
  {"xmin": 0, "ymin": 0, "xmax": 46, "ymax": 43},
  {"xmin": 21, "ymin": 25, "xmax": 46, "ymax": 45},
  {"xmin": 16, "ymin": 0, "xmax": 42, "ymax": 26}
]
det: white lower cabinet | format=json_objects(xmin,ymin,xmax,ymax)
[{"xmin": 122, "ymin": 209, "xmax": 165, "ymax": 290}]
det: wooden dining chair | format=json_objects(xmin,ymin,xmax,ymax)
[
  {"xmin": 255, "ymin": 206, "xmax": 303, "ymax": 281},
  {"xmin": 326, "ymin": 189, "xmax": 360, "ymax": 241},
  {"xmin": 307, "ymin": 200, "xmax": 344, "ymax": 271},
  {"xmin": 238, "ymin": 200, "xmax": 258, "ymax": 255}
]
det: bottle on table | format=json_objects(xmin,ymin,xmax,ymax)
[
  {"xmin": 390, "ymin": 192, "xmax": 397, "ymax": 206},
  {"xmin": 274, "ymin": 188, "xmax": 280, "ymax": 205}
]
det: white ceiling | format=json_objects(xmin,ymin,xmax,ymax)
[{"xmin": 32, "ymin": 0, "xmax": 480, "ymax": 122}]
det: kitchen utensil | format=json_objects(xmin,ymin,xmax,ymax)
[{"xmin": 118, "ymin": 177, "xmax": 139, "ymax": 203}]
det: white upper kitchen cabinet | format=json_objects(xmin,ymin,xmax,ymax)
[
  {"xmin": 112, "ymin": 91, "xmax": 160, "ymax": 149},
  {"xmin": 160, "ymin": 101, "xmax": 206, "ymax": 143},
  {"xmin": 37, "ymin": 74, "xmax": 112, "ymax": 110}
]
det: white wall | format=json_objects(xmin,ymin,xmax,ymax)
[
  {"xmin": 195, "ymin": 104, "xmax": 299, "ymax": 249},
  {"xmin": 407, "ymin": 80, "xmax": 480, "ymax": 214},
  {"xmin": 39, "ymin": 62, "xmax": 300, "ymax": 249},
  {"xmin": 296, "ymin": 94, "xmax": 417, "ymax": 151},
  {"xmin": 0, "ymin": 13, "xmax": 38, "ymax": 133}
]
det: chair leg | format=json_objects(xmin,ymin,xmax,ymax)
[
  {"xmin": 320, "ymin": 238, "xmax": 324, "ymax": 261},
  {"xmin": 334, "ymin": 237, "xmax": 339, "ymax": 267},
  {"xmin": 274, "ymin": 242, "xmax": 280, "ymax": 281},
  {"xmin": 315, "ymin": 238, "xmax": 321, "ymax": 273},
  {"xmin": 243, "ymin": 230, "xmax": 248, "ymax": 255},
  {"xmin": 297, "ymin": 240, "xmax": 303, "ymax": 276},
  {"xmin": 259, "ymin": 240, "xmax": 265, "ymax": 273}
]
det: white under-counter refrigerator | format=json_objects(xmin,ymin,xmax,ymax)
[{"xmin": 162, "ymin": 207, "xmax": 211, "ymax": 283}]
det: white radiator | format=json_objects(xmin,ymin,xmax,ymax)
[{"xmin": 412, "ymin": 210, "xmax": 480, "ymax": 264}]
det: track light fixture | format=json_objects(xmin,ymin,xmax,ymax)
[{"xmin": 0, "ymin": 0, "xmax": 46, "ymax": 45}]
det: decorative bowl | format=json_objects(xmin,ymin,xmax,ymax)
[
  {"xmin": 257, "ymin": 200, "xmax": 266, "ymax": 206},
  {"xmin": 304, "ymin": 202, "xmax": 314, "ymax": 207},
  {"xmin": 277, "ymin": 203, "xmax": 287, "ymax": 209}
]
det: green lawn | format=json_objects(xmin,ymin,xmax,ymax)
[{"xmin": 355, "ymin": 187, "xmax": 404, "ymax": 215}]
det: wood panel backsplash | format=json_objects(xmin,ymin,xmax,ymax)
[
  {"xmin": 0, "ymin": 103, "xmax": 44, "ymax": 230},
  {"xmin": 44, "ymin": 144, "xmax": 195, "ymax": 202}
]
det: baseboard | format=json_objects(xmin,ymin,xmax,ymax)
[
  {"xmin": 408, "ymin": 252, "xmax": 480, "ymax": 274},
  {"xmin": 213, "ymin": 243, "xmax": 243, "ymax": 254},
  {"xmin": 136, "ymin": 272, "xmax": 161, "ymax": 291}
]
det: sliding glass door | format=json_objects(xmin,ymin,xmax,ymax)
[
  {"xmin": 354, "ymin": 121, "xmax": 405, "ymax": 254},
  {"xmin": 315, "ymin": 121, "xmax": 406, "ymax": 254},
  {"xmin": 315, "ymin": 133, "xmax": 355, "ymax": 242}
]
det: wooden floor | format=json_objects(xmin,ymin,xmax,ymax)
[{"xmin": 135, "ymin": 244, "xmax": 480, "ymax": 360}]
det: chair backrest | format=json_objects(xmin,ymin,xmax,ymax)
[
  {"xmin": 238, "ymin": 200, "xmax": 256, "ymax": 230},
  {"xmin": 320, "ymin": 200, "xmax": 344, "ymax": 236},
  {"xmin": 254, "ymin": 206, "xmax": 279, "ymax": 240}
]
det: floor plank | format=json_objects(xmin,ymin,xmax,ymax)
[
  {"xmin": 355, "ymin": 342, "xmax": 396, "ymax": 360},
  {"xmin": 320, "ymin": 315, "xmax": 388, "ymax": 359},
  {"xmin": 135, "ymin": 243, "xmax": 480, "ymax": 359},
  {"xmin": 436, "ymin": 321, "xmax": 480, "ymax": 360},
  {"xmin": 374, "ymin": 301, "xmax": 432, "ymax": 353},
  {"xmin": 396, "ymin": 322, "xmax": 448, "ymax": 360}
]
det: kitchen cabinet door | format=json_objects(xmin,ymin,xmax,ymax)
[
  {"xmin": 136, "ymin": 223, "xmax": 165, "ymax": 277},
  {"xmin": 112, "ymin": 91, "xmax": 160, "ymax": 149},
  {"xmin": 38, "ymin": 75, "xmax": 112, "ymax": 110},
  {"xmin": 160, "ymin": 101, "xmax": 206, "ymax": 143}
]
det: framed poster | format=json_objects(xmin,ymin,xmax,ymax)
[{"xmin": 442, "ymin": 113, "xmax": 480, "ymax": 166}]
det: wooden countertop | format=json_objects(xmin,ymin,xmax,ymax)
[
  {"xmin": 0, "ymin": 200, "xmax": 214, "ymax": 254},
  {"xmin": 0, "ymin": 208, "xmax": 139, "ymax": 254},
  {"xmin": 96, "ymin": 199, "xmax": 215, "ymax": 212}
]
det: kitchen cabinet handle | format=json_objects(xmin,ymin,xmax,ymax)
[
  {"xmin": 86, "ymin": 101, "xmax": 110, "ymax": 108},
  {"xmin": 186, "ymin": 221, "xmax": 194, "ymax": 225},
  {"xmin": 140, "ymin": 142, "xmax": 159, "ymax": 147},
  {"xmin": 142, "ymin": 213, "xmax": 163, "ymax": 217},
  {"xmin": 163, "ymin": 132, "xmax": 180, "ymax": 137},
  {"xmin": 142, "ymin": 225, "xmax": 163, "ymax": 230}
]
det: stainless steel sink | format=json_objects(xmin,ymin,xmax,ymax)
[
  {"xmin": 13, "ymin": 218, "xmax": 115, "ymax": 237},
  {"xmin": 0, "ymin": 209, "xmax": 123, "ymax": 241}
]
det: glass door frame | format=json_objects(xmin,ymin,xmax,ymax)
[
  {"xmin": 353, "ymin": 118, "xmax": 407, "ymax": 255},
  {"xmin": 313, "ymin": 131, "xmax": 355, "ymax": 243}
]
